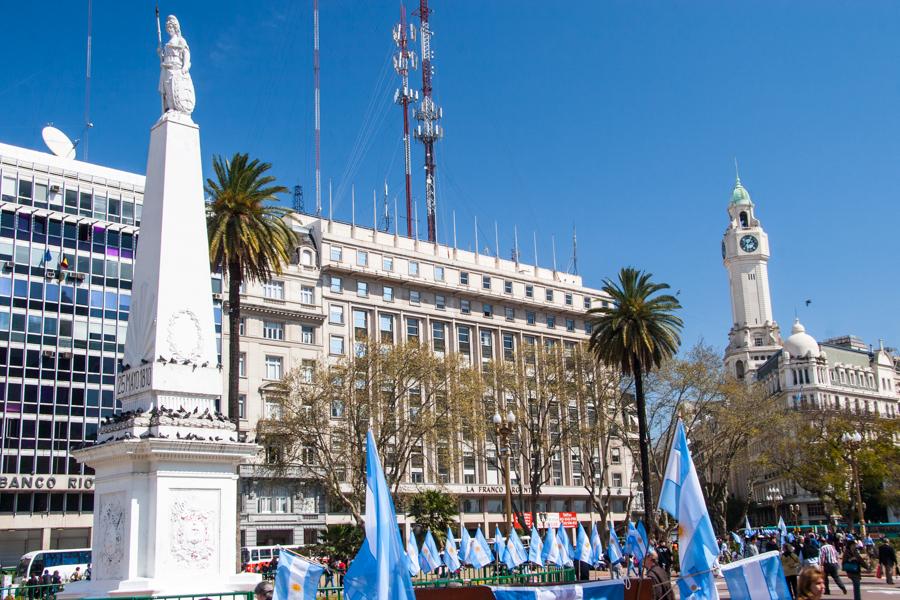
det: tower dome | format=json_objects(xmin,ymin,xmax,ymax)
[
  {"xmin": 731, "ymin": 176, "xmax": 753, "ymax": 206},
  {"xmin": 783, "ymin": 318, "xmax": 820, "ymax": 359}
]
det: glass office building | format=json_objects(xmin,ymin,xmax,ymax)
[{"xmin": 0, "ymin": 142, "xmax": 143, "ymax": 565}]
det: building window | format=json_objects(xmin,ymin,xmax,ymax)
[
  {"xmin": 379, "ymin": 314, "xmax": 394, "ymax": 343},
  {"xmin": 383, "ymin": 285, "xmax": 394, "ymax": 302},
  {"xmin": 407, "ymin": 318, "xmax": 420, "ymax": 342},
  {"xmin": 754, "ymin": 337, "xmax": 763, "ymax": 347},
  {"xmin": 483, "ymin": 303, "xmax": 493, "ymax": 318},
  {"xmin": 264, "ymin": 355, "xmax": 283, "ymax": 380},
  {"xmin": 432, "ymin": 322, "xmax": 446, "ymax": 353},
  {"xmin": 505, "ymin": 307, "xmax": 515, "ymax": 321},
  {"xmin": 357, "ymin": 250, "xmax": 368, "ymax": 267},
  {"xmin": 504, "ymin": 280, "xmax": 513, "ymax": 294},
  {"xmin": 300, "ymin": 359, "xmax": 315, "ymax": 383},
  {"xmin": 410, "ymin": 290, "xmax": 421, "ymax": 304},
  {"xmin": 611, "ymin": 447, "xmax": 621, "ymax": 464},
  {"xmin": 460, "ymin": 272, "xmax": 469, "ymax": 285},
  {"xmin": 263, "ymin": 280, "xmax": 285, "ymax": 300},
  {"xmin": 583, "ymin": 297, "xmax": 591, "ymax": 309},
  {"xmin": 435, "ymin": 294, "xmax": 446, "ymax": 310},
  {"xmin": 584, "ymin": 322, "xmax": 592, "ymax": 334},
  {"xmin": 546, "ymin": 315, "xmax": 555, "ymax": 329},
  {"xmin": 238, "ymin": 394, "xmax": 246, "ymax": 419},
  {"xmin": 457, "ymin": 326, "xmax": 471, "ymax": 356},
  {"xmin": 300, "ymin": 285, "xmax": 314, "ymax": 304},
  {"xmin": 330, "ymin": 246, "xmax": 342, "ymax": 262},
  {"xmin": 502, "ymin": 332, "xmax": 515, "ymax": 361},
  {"xmin": 482, "ymin": 275, "xmax": 491, "ymax": 290},
  {"xmin": 434, "ymin": 266, "xmax": 445, "ymax": 281},
  {"xmin": 265, "ymin": 401, "xmax": 282, "ymax": 420},
  {"xmin": 545, "ymin": 289, "xmax": 554, "ymax": 302},
  {"xmin": 564, "ymin": 292, "xmax": 573, "ymax": 306},
  {"xmin": 383, "ymin": 256, "xmax": 393, "ymax": 271},
  {"xmin": 611, "ymin": 472, "xmax": 623, "ymax": 488},
  {"xmin": 239, "ymin": 317, "xmax": 245, "ymax": 336},
  {"xmin": 526, "ymin": 311, "xmax": 536, "ymax": 325},
  {"xmin": 329, "ymin": 335, "xmax": 345, "ymax": 355},
  {"xmin": 566, "ymin": 319, "xmax": 575, "ymax": 332},
  {"xmin": 239, "ymin": 353, "xmax": 246, "ymax": 377},
  {"xmin": 357, "ymin": 281, "xmax": 368, "ymax": 297},
  {"xmin": 408, "ymin": 261, "xmax": 419, "ymax": 276},
  {"xmin": 300, "ymin": 249, "xmax": 314, "ymax": 266},
  {"xmin": 480, "ymin": 330, "xmax": 494, "ymax": 361},
  {"xmin": 263, "ymin": 321, "xmax": 285, "ymax": 340},
  {"xmin": 301, "ymin": 325, "xmax": 315, "ymax": 345},
  {"xmin": 329, "ymin": 304, "xmax": 344, "ymax": 325},
  {"xmin": 525, "ymin": 284, "xmax": 533, "ymax": 299},
  {"xmin": 330, "ymin": 275, "xmax": 342, "ymax": 293},
  {"xmin": 460, "ymin": 299, "xmax": 471, "ymax": 314}
]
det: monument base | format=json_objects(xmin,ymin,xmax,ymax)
[{"xmin": 58, "ymin": 572, "xmax": 261, "ymax": 599}]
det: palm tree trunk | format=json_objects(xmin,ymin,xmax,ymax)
[
  {"xmin": 632, "ymin": 354, "xmax": 654, "ymax": 537},
  {"xmin": 227, "ymin": 263, "xmax": 243, "ymax": 572}
]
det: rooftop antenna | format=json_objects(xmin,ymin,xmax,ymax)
[
  {"xmin": 381, "ymin": 181, "xmax": 392, "ymax": 232},
  {"xmin": 533, "ymin": 231, "xmax": 539, "ymax": 269},
  {"xmin": 372, "ymin": 188, "xmax": 377, "ymax": 230},
  {"xmin": 513, "ymin": 225, "xmax": 520, "ymax": 266},
  {"xmin": 414, "ymin": 199, "xmax": 419, "ymax": 241},
  {"xmin": 494, "ymin": 221, "xmax": 500, "ymax": 260},
  {"xmin": 83, "ymin": 0, "xmax": 94, "ymax": 160},
  {"xmin": 41, "ymin": 126, "xmax": 77, "ymax": 159},
  {"xmin": 328, "ymin": 178, "xmax": 333, "ymax": 221},
  {"xmin": 474, "ymin": 216, "xmax": 479, "ymax": 257},
  {"xmin": 568, "ymin": 226, "xmax": 578, "ymax": 275},
  {"xmin": 293, "ymin": 184, "xmax": 304, "ymax": 213},
  {"xmin": 393, "ymin": 2, "xmax": 418, "ymax": 237},
  {"xmin": 551, "ymin": 235, "xmax": 558, "ymax": 273},
  {"xmin": 393, "ymin": 196, "xmax": 399, "ymax": 238},
  {"xmin": 413, "ymin": 0, "xmax": 443, "ymax": 243},
  {"xmin": 314, "ymin": 0, "xmax": 322, "ymax": 215},
  {"xmin": 452, "ymin": 210, "xmax": 457, "ymax": 249},
  {"xmin": 351, "ymin": 184, "xmax": 356, "ymax": 229}
]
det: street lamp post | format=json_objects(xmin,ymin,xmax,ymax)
[
  {"xmin": 493, "ymin": 410, "xmax": 516, "ymax": 533},
  {"xmin": 841, "ymin": 431, "xmax": 867, "ymax": 538},
  {"xmin": 788, "ymin": 503, "xmax": 801, "ymax": 526},
  {"xmin": 765, "ymin": 486, "xmax": 783, "ymax": 524}
]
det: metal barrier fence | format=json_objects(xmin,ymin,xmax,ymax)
[{"xmin": 2, "ymin": 583, "xmax": 68, "ymax": 600}]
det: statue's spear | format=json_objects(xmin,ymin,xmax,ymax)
[{"xmin": 156, "ymin": 3, "xmax": 163, "ymax": 113}]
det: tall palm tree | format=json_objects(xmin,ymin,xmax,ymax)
[
  {"xmin": 206, "ymin": 153, "xmax": 295, "ymax": 436},
  {"xmin": 588, "ymin": 267, "xmax": 682, "ymax": 533}
]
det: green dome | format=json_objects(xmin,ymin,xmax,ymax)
[{"xmin": 731, "ymin": 177, "xmax": 752, "ymax": 205}]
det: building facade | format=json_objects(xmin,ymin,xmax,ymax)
[{"xmin": 0, "ymin": 143, "xmax": 143, "ymax": 565}]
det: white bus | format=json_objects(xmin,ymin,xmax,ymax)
[{"xmin": 14, "ymin": 549, "xmax": 91, "ymax": 583}]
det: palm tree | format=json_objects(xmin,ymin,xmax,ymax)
[
  {"xmin": 206, "ymin": 153, "xmax": 295, "ymax": 436},
  {"xmin": 588, "ymin": 267, "xmax": 682, "ymax": 533}
]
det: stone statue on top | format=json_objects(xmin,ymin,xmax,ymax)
[{"xmin": 157, "ymin": 14, "xmax": 196, "ymax": 115}]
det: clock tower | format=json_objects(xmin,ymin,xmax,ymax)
[{"xmin": 722, "ymin": 174, "xmax": 781, "ymax": 380}]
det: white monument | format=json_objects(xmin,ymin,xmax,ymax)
[{"xmin": 62, "ymin": 15, "xmax": 258, "ymax": 598}]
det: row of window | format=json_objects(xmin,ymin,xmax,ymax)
[
  {"xmin": 791, "ymin": 393, "xmax": 897, "ymax": 417},
  {"xmin": 1, "ymin": 174, "xmax": 142, "ymax": 226}
]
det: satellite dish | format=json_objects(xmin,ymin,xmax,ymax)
[{"xmin": 41, "ymin": 126, "xmax": 77, "ymax": 159}]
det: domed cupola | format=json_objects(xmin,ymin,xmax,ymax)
[
  {"xmin": 783, "ymin": 319, "xmax": 820, "ymax": 359},
  {"xmin": 731, "ymin": 175, "xmax": 753, "ymax": 206}
]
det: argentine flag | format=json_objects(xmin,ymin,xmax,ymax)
[
  {"xmin": 658, "ymin": 419, "xmax": 720, "ymax": 600},
  {"xmin": 575, "ymin": 523, "xmax": 593, "ymax": 564},
  {"xmin": 528, "ymin": 526, "xmax": 544, "ymax": 566},
  {"xmin": 273, "ymin": 549, "xmax": 324, "ymax": 600},
  {"xmin": 459, "ymin": 527, "xmax": 472, "ymax": 566},
  {"xmin": 342, "ymin": 430, "xmax": 415, "ymax": 600},
  {"xmin": 541, "ymin": 526, "xmax": 564, "ymax": 567},
  {"xmin": 406, "ymin": 534, "xmax": 420, "ymax": 576},
  {"xmin": 558, "ymin": 524, "xmax": 575, "ymax": 566},
  {"xmin": 590, "ymin": 523, "xmax": 604, "ymax": 565},
  {"xmin": 777, "ymin": 517, "xmax": 787, "ymax": 546},
  {"xmin": 607, "ymin": 522, "xmax": 623, "ymax": 564},
  {"xmin": 419, "ymin": 529, "xmax": 441, "ymax": 573},
  {"xmin": 468, "ymin": 527, "xmax": 494, "ymax": 568},
  {"xmin": 625, "ymin": 521, "xmax": 647, "ymax": 562},
  {"xmin": 745, "ymin": 515, "xmax": 753, "ymax": 535},
  {"xmin": 444, "ymin": 527, "xmax": 461, "ymax": 572},
  {"xmin": 494, "ymin": 526, "xmax": 504, "ymax": 560},
  {"xmin": 721, "ymin": 551, "xmax": 791, "ymax": 600},
  {"xmin": 503, "ymin": 528, "xmax": 528, "ymax": 570}
]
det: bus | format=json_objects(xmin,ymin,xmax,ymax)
[
  {"xmin": 14, "ymin": 549, "xmax": 91, "ymax": 583},
  {"xmin": 240, "ymin": 545, "xmax": 302, "ymax": 573}
]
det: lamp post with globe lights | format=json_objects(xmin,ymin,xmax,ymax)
[
  {"xmin": 841, "ymin": 430, "xmax": 867, "ymax": 538},
  {"xmin": 493, "ymin": 410, "xmax": 516, "ymax": 533},
  {"xmin": 766, "ymin": 486, "xmax": 783, "ymax": 523}
]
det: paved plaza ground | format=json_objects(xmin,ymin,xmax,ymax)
[{"xmin": 712, "ymin": 575, "xmax": 900, "ymax": 599}]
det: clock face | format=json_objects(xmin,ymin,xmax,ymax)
[{"xmin": 740, "ymin": 235, "xmax": 759, "ymax": 253}]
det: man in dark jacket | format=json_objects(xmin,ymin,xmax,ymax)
[
  {"xmin": 644, "ymin": 550, "xmax": 673, "ymax": 600},
  {"xmin": 878, "ymin": 538, "xmax": 896, "ymax": 584},
  {"xmin": 656, "ymin": 542, "xmax": 673, "ymax": 573}
]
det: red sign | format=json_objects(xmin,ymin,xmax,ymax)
[
  {"xmin": 559, "ymin": 512, "xmax": 579, "ymax": 528},
  {"xmin": 512, "ymin": 512, "xmax": 533, "ymax": 528}
]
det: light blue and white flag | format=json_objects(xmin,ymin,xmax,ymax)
[
  {"xmin": 637, "ymin": 521, "xmax": 650, "ymax": 552},
  {"xmin": 731, "ymin": 531, "xmax": 745, "ymax": 555},
  {"xmin": 406, "ymin": 534, "xmax": 420, "ymax": 577},
  {"xmin": 658, "ymin": 419, "xmax": 720, "ymax": 600},
  {"xmin": 503, "ymin": 528, "xmax": 528, "ymax": 570},
  {"xmin": 528, "ymin": 526, "xmax": 544, "ymax": 566},
  {"xmin": 557, "ymin": 524, "xmax": 574, "ymax": 566},
  {"xmin": 419, "ymin": 530, "xmax": 441, "ymax": 574},
  {"xmin": 625, "ymin": 521, "xmax": 647, "ymax": 562},
  {"xmin": 444, "ymin": 527, "xmax": 461, "ymax": 572},
  {"xmin": 468, "ymin": 527, "xmax": 494, "ymax": 569},
  {"xmin": 590, "ymin": 523, "xmax": 604, "ymax": 565},
  {"xmin": 745, "ymin": 515, "xmax": 753, "ymax": 534},
  {"xmin": 494, "ymin": 526, "xmax": 504, "ymax": 560},
  {"xmin": 575, "ymin": 523, "xmax": 593, "ymax": 564},
  {"xmin": 542, "ymin": 526, "xmax": 564, "ymax": 567},
  {"xmin": 459, "ymin": 526, "xmax": 472, "ymax": 566},
  {"xmin": 343, "ymin": 431, "xmax": 415, "ymax": 600},
  {"xmin": 607, "ymin": 522, "xmax": 623, "ymax": 564},
  {"xmin": 273, "ymin": 549, "xmax": 325, "ymax": 600},
  {"xmin": 490, "ymin": 578, "xmax": 626, "ymax": 600},
  {"xmin": 721, "ymin": 551, "xmax": 791, "ymax": 600},
  {"xmin": 777, "ymin": 517, "xmax": 787, "ymax": 546}
]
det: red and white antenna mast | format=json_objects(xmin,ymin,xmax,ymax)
[
  {"xmin": 413, "ymin": 0, "xmax": 443, "ymax": 243},
  {"xmin": 393, "ymin": 3, "xmax": 418, "ymax": 237},
  {"xmin": 313, "ymin": 0, "xmax": 322, "ymax": 215}
]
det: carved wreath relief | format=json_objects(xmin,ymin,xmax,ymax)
[
  {"xmin": 166, "ymin": 309, "xmax": 203, "ymax": 362},
  {"xmin": 169, "ymin": 492, "xmax": 217, "ymax": 569},
  {"xmin": 98, "ymin": 493, "xmax": 126, "ymax": 579}
]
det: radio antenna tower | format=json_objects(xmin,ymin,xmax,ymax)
[
  {"xmin": 83, "ymin": 0, "xmax": 94, "ymax": 160},
  {"xmin": 393, "ymin": 3, "xmax": 418, "ymax": 237},
  {"xmin": 293, "ymin": 185, "xmax": 304, "ymax": 213},
  {"xmin": 313, "ymin": 0, "xmax": 322, "ymax": 215},
  {"xmin": 381, "ymin": 181, "xmax": 392, "ymax": 231},
  {"xmin": 413, "ymin": 0, "xmax": 443, "ymax": 243}
]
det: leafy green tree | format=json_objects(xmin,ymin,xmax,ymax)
[
  {"xmin": 206, "ymin": 153, "xmax": 294, "ymax": 433},
  {"xmin": 406, "ymin": 489, "xmax": 458, "ymax": 544},
  {"xmin": 308, "ymin": 524, "xmax": 364, "ymax": 563},
  {"xmin": 588, "ymin": 267, "xmax": 682, "ymax": 533}
]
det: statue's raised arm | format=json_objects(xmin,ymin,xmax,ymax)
[{"xmin": 158, "ymin": 15, "xmax": 196, "ymax": 116}]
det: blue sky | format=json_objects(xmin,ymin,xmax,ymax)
[{"xmin": 3, "ymin": 1, "xmax": 899, "ymax": 353}]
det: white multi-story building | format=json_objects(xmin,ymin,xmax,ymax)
[{"xmin": 229, "ymin": 215, "xmax": 640, "ymax": 547}]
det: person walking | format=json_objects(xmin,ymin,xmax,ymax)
[
  {"xmin": 801, "ymin": 534, "xmax": 820, "ymax": 568},
  {"xmin": 797, "ymin": 566, "xmax": 825, "ymax": 600},
  {"xmin": 818, "ymin": 537, "xmax": 847, "ymax": 595},
  {"xmin": 644, "ymin": 551, "xmax": 673, "ymax": 600},
  {"xmin": 656, "ymin": 542, "xmax": 673, "ymax": 574},
  {"xmin": 781, "ymin": 544, "xmax": 801, "ymax": 599},
  {"xmin": 842, "ymin": 542, "xmax": 867, "ymax": 600},
  {"xmin": 878, "ymin": 538, "xmax": 896, "ymax": 584}
]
